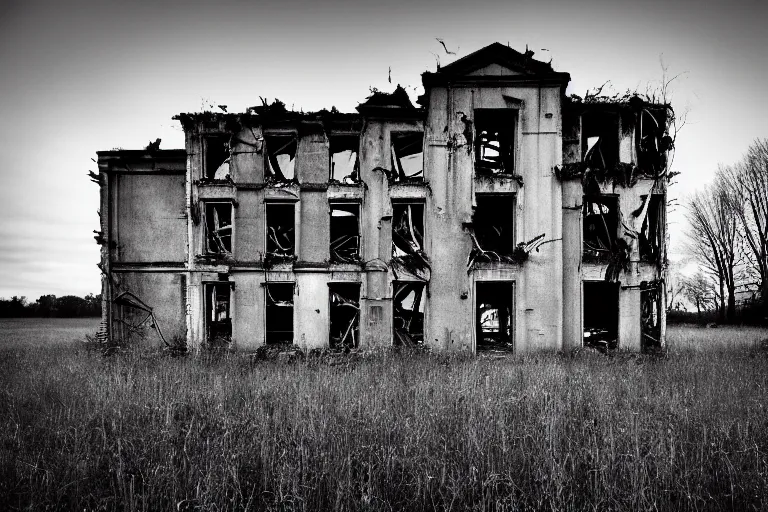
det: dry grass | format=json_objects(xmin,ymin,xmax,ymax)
[{"xmin": 1, "ymin": 319, "xmax": 767, "ymax": 511}]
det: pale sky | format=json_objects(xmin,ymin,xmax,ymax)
[{"xmin": 1, "ymin": 0, "xmax": 766, "ymax": 299}]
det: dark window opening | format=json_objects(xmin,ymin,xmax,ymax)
[
  {"xmin": 330, "ymin": 135, "xmax": 360, "ymax": 183},
  {"xmin": 639, "ymin": 195, "xmax": 664, "ymax": 262},
  {"xmin": 474, "ymin": 109, "xmax": 515, "ymax": 175},
  {"xmin": 583, "ymin": 281, "xmax": 619, "ymax": 351},
  {"xmin": 266, "ymin": 203, "xmax": 295, "ymax": 259},
  {"xmin": 204, "ymin": 203, "xmax": 233, "ymax": 255},
  {"xmin": 392, "ymin": 202, "xmax": 429, "ymax": 276},
  {"xmin": 205, "ymin": 135, "xmax": 230, "ymax": 180},
  {"xmin": 476, "ymin": 282, "xmax": 514, "ymax": 351},
  {"xmin": 329, "ymin": 283, "xmax": 360, "ymax": 350},
  {"xmin": 205, "ymin": 282, "xmax": 231, "ymax": 345},
  {"xmin": 636, "ymin": 108, "xmax": 670, "ymax": 176},
  {"xmin": 583, "ymin": 195, "xmax": 618, "ymax": 262},
  {"xmin": 471, "ymin": 195, "xmax": 515, "ymax": 258},
  {"xmin": 641, "ymin": 281, "xmax": 662, "ymax": 349},
  {"xmin": 390, "ymin": 132, "xmax": 424, "ymax": 181},
  {"xmin": 393, "ymin": 281, "xmax": 425, "ymax": 346},
  {"xmin": 581, "ymin": 113, "xmax": 619, "ymax": 169},
  {"xmin": 265, "ymin": 134, "xmax": 297, "ymax": 181},
  {"xmin": 330, "ymin": 203, "xmax": 360, "ymax": 263},
  {"xmin": 265, "ymin": 283, "xmax": 293, "ymax": 344}
]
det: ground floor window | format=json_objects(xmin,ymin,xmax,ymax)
[
  {"xmin": 583, "ymin": 281, "xmax": 619, "ymax": 351},
  {"xmin": 265, "ymin": 283, "xmax": 294, "ymax": 344},
  {"xmin": 329, "ymin": 283, "xmax": 360, "ymax": 349},
  {"xmin": 205, "ymin": 282, "xmax": 231, "ymax": 345},
  {"xmin": 393, "ymin": 281, "xmax": 425, "ymax": 346},
  {"xmin": 476, "ymin": 281, "xmax": 514, "ymax": 351}
]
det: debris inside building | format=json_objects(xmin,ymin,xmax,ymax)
[{"xmin": 96, "ymin": 42, "xmax": 673, "ymax": 353}]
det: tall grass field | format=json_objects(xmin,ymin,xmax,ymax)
[{"xmin": 1, "ymin": 319, "xmax": 767, "ymax": 510}]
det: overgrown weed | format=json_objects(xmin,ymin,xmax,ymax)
[{"xmin": 1, "ymin": 322, "xmax": 767, "ymax": 510}]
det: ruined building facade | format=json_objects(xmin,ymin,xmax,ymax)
[{"xmin": 96, "ymin": 43, "xmax": 670, "ymax": 353}]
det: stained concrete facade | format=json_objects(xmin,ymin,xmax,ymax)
[{"xmin": 97, "ymin": 43, "xmax": 669, "ymax": 353}]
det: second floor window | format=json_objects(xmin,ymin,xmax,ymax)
[
  {"xmin": 266, "ymin": 203, "xmax": 295, "ymax": 258},
  {"xmin": 204, "ymin": 202, "xmax": 233, "ymax": 255},
  {"xmin": 583, "ymin": 195, "xmax": 618, "ymax": 262},
  {"xmin": 330, "ymin": 203, "xmax": 360, "ymax": 263}
]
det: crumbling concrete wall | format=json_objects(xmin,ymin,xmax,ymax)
[
  {"xmin": 99, "ymin": 44, "xmax": 668, "ymax": 354},
  {"xmin": 114, "ymin": 174, "xmax": 186, "ymax": 262},
  {"xmin": 423, "ymin": 85, "xmax": 564, "ymax": 351}
]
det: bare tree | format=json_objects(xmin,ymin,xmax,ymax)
[
  {"xmin": 685, "ymin": 176, "xmax": 740, "ymax": 322},
  {"xmin": 720, "ymin": 139, "xmax": 768, "ymax": 320},
  {"xmin": 681, "ymin": 272, "xmax": 718, "ymax": 319}
]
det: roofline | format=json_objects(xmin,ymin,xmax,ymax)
[{"xmin": 422, "ymin": 72, "xmax": 571, "ymax": 88}]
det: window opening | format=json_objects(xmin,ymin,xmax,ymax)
[
  {"xmin": 392, "ymin": 202, "xmax": 429, "ymax": 276},
  {"xmin": 205, "ymin": 135, "xmax": 230, "ymax": 179},
  {"xmin": 476, "ymin": 282, "xmax": 514, "ymax": 351},
  {"xmin": 330, "ymin": 203, "xmax": 360, "ymax": 263},
  {"xmin": 265, "ymin": 134, "xmax": 296, "ymax": 181},
  {"xmin": 329, "ymin": 283, "xmax": 360, "ymax": 350},
  {"xmin": 583, "ymin": 281, "xmax": 619, "ymax": 352},
  {"xmin": 204, "ymin": 203, "xmax": 233, "ymax": 255},
  {"xmin": 581, "ymin": 113, "xmax": 619, "ymax": 169},
  {"xmin": 393, "ymin": 281, "xmax": 425, "ymax": 346},
  {"xmin": 330, "ymin": 135, "xmax": 360, "ymax": 183},
  {"xmin": 205, "ymin": 282, "xmax": 231, "ymax": 345},
  {"xmin": 583, "ymin": 195, "xmax": 618, "ymax": 262},
  {"xmin": 641, "ymin": 280, "xmax": 662, "ymax": 349},
  {"xmin": 265, "ymin": 283, "xmax": 294, "ymax": 344},
  {"xmin": 639, "ymin": 195, "xmax": 663, "ymax": 262},
  {"xmin": 474, "ymin": 109, "xmax": 515, "ymax": 175},
  {"xmin": 390, "ymin": 132, "xmax": 424, "ymax": 181},
  {"xmin": 470, "ymin": 195, "xmax": 515, "ymax": 259},
  {"xmin": 266, "ymin": 203, "xmax": 295, "ymax": 261}
]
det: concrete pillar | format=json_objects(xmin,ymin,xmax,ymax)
[{"xmin": 562, "ymin": 179, "xmax": 582, "ymax": 350}]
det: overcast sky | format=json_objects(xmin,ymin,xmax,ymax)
[{"xmin": 0, "ymin": 0, "xmax": 766, "ymax": 299}]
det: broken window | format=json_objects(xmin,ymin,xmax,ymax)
[
  {"xmin": 266, "ymin": 203, "xmax": 295, "ymax": 259},
  {"xmin": 265, "ymin": 134, "xmax": 296, "ymax": 181},
  {"xmin": 329, "ymin": 283, "xmax": 360, "ymax": 349},
  {"xmin": 390, "ymin": 132, "xmax": 424, "ymax": 181},
  {"xmin": 583, "ymin": 195, "xmax": 618, "ymax": 262},
  {"xmin": 641, "ymin": 280, "xmax": 662, "ymax": 349},
  {"xmin": 330, "ymin": 135, "xmax": 360, "ymax": 183},
  {"xmin": 476, "ymin": 282, "xmax": 514, "ymax": 351},
  {"xmin": 204, "ymin": 202, "xmax": 233, "ymax": 255},
  {"xmin": 330, "ymin": 202, "xmax": 360, "ymax": 263},
  {"xmin": 583, "ymin": 281, "xmax": 619, "ymax": 351},
  {"xmin": 265, "ymin": 283, "xmax": 293, "ymax": 344},
  {"xmin": 474, "ymin": 109, "xmax": 515, "ymax": 175},
  {"xmin": 636, "ymin": 108, "xmax": 671, "ymax": 176},
  {"xmin": 205, "ymin": 135, "xmax": 230, "ymax": 179},
  {"xmin": 205, "ymin": 282, "xmax": 231, "ymax": 345},
  {"xmin": 470, "ymin": 194, "xmax": 515, "ymax": 260},
  {"xmin": 581, "ymin": 113, "xmax": 619, "ymax": 169},
  {"xmin": 639, "ymin": 195, "xmax": 664, "ymax": 262},
  {"xmin": 392, "ymin": 202, "xmax": 429, "ymax": 275},
  {"xmin": 393, "ymin": 281, "xmax": 425, "ymax": 346}
]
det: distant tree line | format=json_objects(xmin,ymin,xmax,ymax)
[
  {"xmin": 684, "ymin": 138, "xmax": 768, "ymax": 324},
  {"xmin": 0, "ymin": 294, "xmax": 101, "ymax": 318}
]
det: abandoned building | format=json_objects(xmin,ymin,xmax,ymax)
[{"xmin": 95, "ymin": 42, "xmax": 672, "ymax": 353}]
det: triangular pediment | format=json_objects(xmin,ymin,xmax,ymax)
[
  {"xmin": 435, "ymin": 42, "xmax": 560, "ymax": 78},
  {"xmin": 466, "ymin": 63, "xmax": 525, "ymax": 77}
]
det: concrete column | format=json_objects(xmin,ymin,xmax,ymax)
[{"xmin": 562, "ymin": 179, "xmax": 583, "ymax": 350}]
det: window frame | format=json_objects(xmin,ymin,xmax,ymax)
[{"xmin": 201, "ymin": 200, "xmax": 235, "ymax": 257}]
